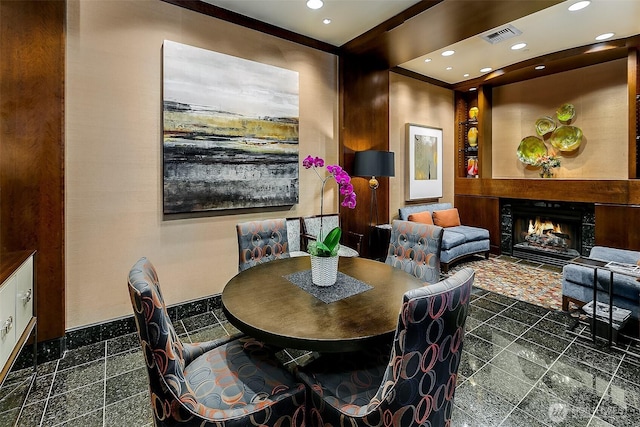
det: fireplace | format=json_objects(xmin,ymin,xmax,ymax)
[{"xmin": 501, "ymin": 199, "xmax": 595, "ymax": 266}]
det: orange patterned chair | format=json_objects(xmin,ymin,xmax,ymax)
[{"xmin": 236, "ymin": 218, "xmax": 291, "ymax": 272}]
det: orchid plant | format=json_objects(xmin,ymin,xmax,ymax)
[{"xmin": 303, "ymin": 155, "xmax": 357, "ymax": 257}]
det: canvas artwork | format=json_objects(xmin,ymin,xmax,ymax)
[
  {"xmin": 406, "ymin": 124, "xmax": 443, "ymax": 200},
  {"xmin": 162, "ymin": 40, "xmax": 300, "ymax": 214}
]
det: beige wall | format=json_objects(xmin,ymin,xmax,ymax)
[
  {"xmin": 389, "ymin": 72, "xmax": 455, "ymax": 222},
  {"xmin": 492, "ymin": 59, "xmax": 628, "ymax": 179},
  {"xmin": 66, "ymin": 0, "xmax": 339, "ymax": 328}
]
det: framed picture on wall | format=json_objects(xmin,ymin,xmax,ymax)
[
  {"xmin": 405, "ymin": 123, "xmax": 443, "ymax": 200},
  {"xmin": 162, "ymin": 40, "xmax": 300, "ymax": 214}
]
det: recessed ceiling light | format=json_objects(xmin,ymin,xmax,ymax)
[
  {"xmin": 441, "ymin": 50, "xmax": 455, "ymax": 57},
  {"xmin": 322, "ymin": 18, "xmax": 331, "ymax": 24},
  {"xmin": 480, "ymin": 67, "xmax": 492, "ymax": 73},
  {"xmin": 469, "ymin": 87, "xmax": 477, "ymax": 92},
  {"xmin": 463, "ymin": 73, "xmax": 470, "ymax": 77},
  {"xmin": 511, "ymin": 42, "xmax": 527, "ymax": 50},
  {"xmin": 446, "ymin": 66, "xmax": 453, "ymax": 71},
  {"xmin": 535, "ymin": 65, "xmax": 546, "ymax": 70},
  {"xmin": 424, "ymin": 58, "xmax": 432, "ymax": 63},
  {"xmin": 568, "ymin": 1, "xmax": 590, "ymax": 11},
  {"xmin": 595, "ymin": 33, "xmax": 614, "ymax": 41},
  {"xmin": 306, "ymin": 0, "xmax": 323, "ymax": 10}
]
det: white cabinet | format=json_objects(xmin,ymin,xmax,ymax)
[{"xmin": 0, "ymin": 252, "xmax": 36, "ymax": 384}]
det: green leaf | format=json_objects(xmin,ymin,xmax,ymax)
[{"xmin": 322, "ymin": 227, "xmax": 342, "ymax": 253}]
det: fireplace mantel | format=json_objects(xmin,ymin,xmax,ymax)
[{"xmin": 455, "ymin": 178, "xmax": 640, "ymax": 205}]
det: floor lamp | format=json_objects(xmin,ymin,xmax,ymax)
[{"xmin": 353, "ymin": 150, "xmax": 395, "ymax": 227}]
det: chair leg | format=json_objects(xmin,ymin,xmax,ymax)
[
  {"xmin": 441, "ymin": 262, "xmax": 449, "ymax": 274},
  {"xmin": 484, "ymin": 251, "xmax": 490, "ymax": 259},
  {"xmin": 562, "ymin": 295, "xmax": 570, "ymax": 311}
]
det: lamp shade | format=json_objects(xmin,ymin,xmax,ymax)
[{"xmin": 353, "ymin": 150, "xmax": 395, "ymax": 178}]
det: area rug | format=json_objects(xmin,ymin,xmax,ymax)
[{"xmin": 448, "ymin": 255, "xmax": 564, "ymax": 311}]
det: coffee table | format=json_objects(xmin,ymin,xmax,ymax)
[{"xmin": 222, "ymin": 256, "xmax": 425, "ymax": 352}]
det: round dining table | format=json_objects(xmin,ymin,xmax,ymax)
[{"xmin": 222, "ymin": 256, "xmax": 426, "ymax": 352}]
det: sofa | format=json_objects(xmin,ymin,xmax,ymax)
[
  {"xmin": 562, "ymin": 246, "xmax": 640, "ymax": 319},
  {"xmin": 399, "ymin": 202, "xmax": 490, "ymax": 272}
]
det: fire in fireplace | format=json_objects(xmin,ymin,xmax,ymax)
[{"xmin": 501, "ymin": 199, "xmax": 593, "ymax": 267}]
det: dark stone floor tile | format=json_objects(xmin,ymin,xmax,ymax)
[
  {"xmin": 25, "ymin": 373, "xmax": 54, "ymax": 405},
  {"xmin": 221, "ymin": 321, "xmax": 242, "ymax": 337},
  {"xmin": 536, "ymin": 371, "xmax": 603, "ymax": 415},
  {"xmin": 105, "ymin": 391, "xmax": 152, "ymax": 426},
  {"xmin": 587, "ymin": 416, "xmax": 616, "ymax": 426},
  {"xmin": 501, "ymin": 306, "xmax": 544, "ymax": 325},
  {"xmin": 181, "ymin": 311, "xmax": 218, "ymax": 333},
  {"xmin": 51, "ymin": 359, "xmax": 105, "ymax": 397},
  {"xmin": 517, "ymin": 387, "xmax": 591, "ymax": 426},
  {"xmin": 465, "ymin": 316, "xmax": 483, "ymax": 332},
  {"xmin": 453, "ymin": 381, "xmax": 514, "ymax": 425},
  {"xmin": 106, "ymin": 348, "xmax": 145, "ymax": 378},
  {"xmin": 0, "ymin": 377, "xmax": 30, "ymax": 413},
  {"xmin": 458, "ymin": 351, "xmax": 488, "ymax": 379},
  {"xmin": 16, "ymin": 400, "xmax": 46, "ymax": 427},
  {"xmin": 471, "ymin": 324, "xmax": 519, "ymax": 348},
  {"xmin": 56, "ymin": 408, "xmax": 104, "ymax": 427},
  {"xmin": 186, "ymin": 323, "xmax": 231, "ymax": 343},
  {"xmin": 608, "ymin": 375, "xmax": 640, "ymax": 411},
  {"xmin": 549, "ymin": 355, "xmax": 613, "ymax": 396},
  {"xmin": 615, "ymin": 357, "xmax": 640, "ymax": 386},
  {"xmin": 489, "ymin": 350, "xmax": 548, "ymax": 384},
  {"xmin": 0, "ymin": 408, "xmax": 19, "ymax": 427},
  {"xmin": 499, "ymin": 407, "xmax": 550, "ymax": 427},
  {"xmin": 514, "ymin": 300, "xmax": 551, "ymax": 317},
  {"xmin": 472, "ymin": 297, "xmax": 509, "ymax": 314},
  {"xmin": 450, "ymin": 405, "xmax": 478, "ymax": 426},
  {"xmin": 486, "ymin": 314, "xmax": 531, "ymax": 336},
  {"xmin": 469, "ymin": 363, "xmax": 534, "ymax": 404},
  {"xmin": 41, "ymin": 382, "xmax": 104, "ymax": 427},
  {"xmin": 544, "ymin": 310, "xmax": 575, "ymax": 326},
  {"xmin": 106, "ymin": 332, "xmax": 139, "ymax": 356},
  {"xmin": 57, "ymin": 341, "xmax": 106, "ymax": 371},
  {"xmin": 105, "ymin": 367, "xmax": 148, "ymax": 405},
  {"xmin": 521, "ymin": 328, "xmax": 573, "ymax": 353},
  {"xmin": 595, "ymin": 395, "xmax": 640, "ymax": 426},
  {"xmin": 468, "ymin": 305, "xmax": 498, "ymax": 323},
  {"xmin": 563, "ymin": 341, "xmax": 623, "ymax": 374},
  {"xmin": 505, "ymin": 338, "xmax": 561, "ymax": 369},
  {"xmin": 464, "ymin": 333, "xmax": 507, "ymax": 361},
  {"xmin": 533, "ymin": 318, "xmax": 577, "ymax": 339},
  {"xmin": 484, "ymin": 292, "xmax": 518, "ymax": 307}
]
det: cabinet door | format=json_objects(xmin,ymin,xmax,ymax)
[
  {"xmin": 15, "ymin": 256, "xmax": 34, "ymax": 337},
  {"xmin": 0, "ymin": 276, "xmax": 17, "ymax": 371}
]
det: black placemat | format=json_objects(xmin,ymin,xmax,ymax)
[{"xmin": 284, "ymin": 270, "xmax": 372, "ymax": 304}]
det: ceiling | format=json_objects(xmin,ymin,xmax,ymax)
[{"xmin": 202, "ymin": 0, "xmax": 640, "ymax": 85}]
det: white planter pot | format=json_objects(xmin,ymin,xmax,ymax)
[{"xmin": 310, "ymin": 255, "xmax": 339, "ymax": 287}]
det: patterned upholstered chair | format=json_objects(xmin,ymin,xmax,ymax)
[
  {"xmin": 127, "ymin": 257, "xmax": 306, "ymax": 427},
  {"xmin": 385, "ymin": 219, "xmax": 444, "ymax": 284},
  {"xmin": 296, "ymin": 267, "xmax": 475, "ymax": 427},
  {"xmin": 236, "ymin": 218, "xmax": 291, "ymax": 272},
  {"xmin": 301, "ymin": 214, "xmax": 363, "ymax": 257}
]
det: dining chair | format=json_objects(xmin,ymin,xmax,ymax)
[
  {"xmin": 296, "ymin": 267, "xmax": 475, "ymax": 427},
  {"xmin": 236, "ymin": 218, "xmax": 291, "ymax": 272},
  {"xmin": 285, "ymin": 217, "xmax": 310, "ymax": 257},
  {"xmin": 301, "ymin": 214, "xmax": 363, "ymax": 257},
  {"xmin": 385, "ymin": 219, "xmax": 444, "ymax": 284},
  {"xmin": 127, "ymin": 257, "xmax": 306, "ymax": 427}
]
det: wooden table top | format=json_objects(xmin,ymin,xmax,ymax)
[{"xmin": 222, "ymin": 256, "xmax": 426, "ymax": 352}]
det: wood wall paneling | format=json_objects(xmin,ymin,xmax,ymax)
[
  {"xmin": 339, "ymin": 56, "xmax": 390, "ymax": 258},
  {"xmin": 595, "ymin": 204, "xmax": 640, "ymax": 251},
  {"xmin": 454, "ymin": 195, "xmax": 500, "ymax": 253},
  {"xmin": 0, "ymin": 1, "xmax": 65, "ymax": 341}
]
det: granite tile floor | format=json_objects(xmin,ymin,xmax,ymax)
[{"xmin": 1, "ymin": 288, "xmax": 639, "ymax": 426}]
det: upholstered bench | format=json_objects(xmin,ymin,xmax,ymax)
[
  {"xmin": 399, "ymin": 202, "xmax": 490, "ymax": 272},
  {"xmin": 562, "ymin": 246, "xmax": 640, "ymax": 319}
]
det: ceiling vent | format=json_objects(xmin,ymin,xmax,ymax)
[{"xmin": 480, "ymin": 24, "xmax": 523, "ymax": 45}]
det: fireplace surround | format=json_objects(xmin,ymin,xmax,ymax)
[{"xmin": 500, "ymin": 199, "xmax": 595, "ymax": 266}]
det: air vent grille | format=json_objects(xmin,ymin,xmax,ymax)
[{"xmin": 480, "ymin": 24, "xmax": 523, "ymax": 45}]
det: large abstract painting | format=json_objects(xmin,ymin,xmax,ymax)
[
  {"xmin": 405, "ymin": 123, "xmax": 443, "ymax": 200},
  {"xmin": 162, "ymin": 40, "xmax": 299, "ymax": 214}
]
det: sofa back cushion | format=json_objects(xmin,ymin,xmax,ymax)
[
  {"xmin": 407, "ymin": 211, "xmax": 433, "ymax": 225},
  {"xmin": 432, "ymin": 208, "xmax": 461, "ymax": 228},
  {"xmin": 398, "ymin": 203, "xmax": 452, "ymax": 221},
  {"xmin": 590, "ymin": 246, "xmax": 640, "ymax": 265}
]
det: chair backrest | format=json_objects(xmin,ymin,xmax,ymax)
[
  {"xmin": 385, "ymin": 220, "xmax": 444, "ymax": 284},
  {"xmin": 286, "ymin": 217, "xmax": 302, "ymax": 253},
  {"xmin": 127, "ymin": 257, "xmax": 200, "ymax": 419},
  {"xmin": 236, "ymin": 218, "xmax": 290, "ymax": 272},
  {"xmin": 302, "ymin": 214, "xmax": 339, "ymax": 240},
  {"xmin": 375, "ymin": 267, "xmax": 475, "ymax": 425}
]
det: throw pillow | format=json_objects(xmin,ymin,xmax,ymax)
[
  {"xmin": 408, "ymin": 211, "xmax": 433, "ymax": 225},
  {"xmin": 432, "ymin": 208, "xmax": 461, "ymax": 228}
]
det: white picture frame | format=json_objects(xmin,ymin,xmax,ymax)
[{"xmin": 406, "ymin": 123, "xmax": 443, "ymax": 200}]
